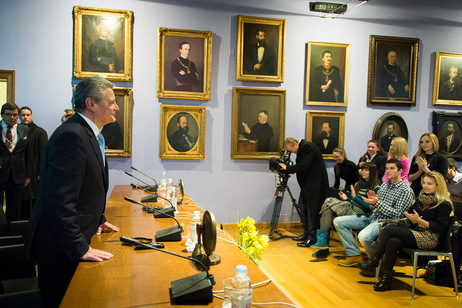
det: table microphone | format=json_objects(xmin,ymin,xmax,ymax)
[
  {"xmin": 124, "ymin": 197, "xmax": 182, "ymax": 242},
  {"xmin": 120, "ymin": 236, "xmax": 215, "ymax": 304},
  {"xmin": 131, "ymin": 166, "xmax": 159, "ymax": 188},
  {"xmin": 125, "ymin": 171, "xmax": 157, "ymax": 193}
]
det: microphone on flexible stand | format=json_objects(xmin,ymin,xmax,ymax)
[
  {"xmin": 131, "ymin": 166, "xmax": 159, "ymax": 189},
  {"xmin": 124, "ymin": 197, "xmax": 182, "ymax": 241},
  {"xmin": 120, "ymin": 236, "xmax": 215, "ymax": 304},
  {"xmin": 125, "ymin": 171, "xmax": 157, "ymax": 193}
]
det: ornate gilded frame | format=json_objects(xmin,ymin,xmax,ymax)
[
  {"xmin": 432, "ymin": 52, "xmax": 462, "ymax": 106},
  {"xmin": 432, "ymin": 111, "xmax": 462, "ymax": 160},
  {"xmin": 367, "ymin": 35, "xmax": 419, "ymax": 106},
  {"xmin": 236, "ymin": 16, "xmax": 285, "ymax": 83},
  {"xmin": 73, "ymin": 6, "xmax": 133, "ymax": 81},
  {"xmin": 0, "ymin": 70, "xmax": 15, "ymax": 106},
  {"xmin": 372, "ymin": 112, "xmax": 408, "ymax": 156},
  {"xmin": 157, "ymin": 28, "xmax": 212, "ymax": 100},
  {"xmin": 160, "ymin": 105, "xmax": 206, "ymax": 159},
  {"xmin": 305, "ymin": 42, "xmax": 350, "ymax": 107},
  {"xmin": 104, "ymin": 87, "xmax": 132, "ymax": 158},
  {"xmin": 306, "ymin": 111, "xmax": 345, "ymax": 160},
  {"xmin": 231, "ymin": 87, "xmax": 286, "ymax": 160}
]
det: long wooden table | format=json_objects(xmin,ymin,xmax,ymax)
[{"xmin": 60, "ymin": 185, "xmax": 296, "ymax": 307}]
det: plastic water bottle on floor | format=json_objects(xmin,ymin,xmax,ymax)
[{"xmin": 231, "ymin": 265, "xmax": 252, "ymax": 308}]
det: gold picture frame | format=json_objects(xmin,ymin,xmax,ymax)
[
  {"xmin": 0, "ymin": 70, "xmax": 15, "ymax": 106},
  {"xmin": 306, "ymin": 111, "xmax": 345, "ymax": 160},
  {"xmin": 73, "ymin": 6, "xmax": 133, "ymax": 81},
  {"xmin": 305, "ymin": 42, "xmax": 350, "ymax": 107},
  {"xmin": 231, "ymin": 87, "xmax": 286, "ymax": 160},
  {"xmin": 432, "ymin": 52, "xmax": 462, "ymax": 106},
  {"xmin": 157, "ymin": 28, "xmax": 212, "ymax": 100},
  {"xmin": 367, "ymin": 35, "xmax": 419, "ymax": 106},
  {"xmin": 103, "ymin": 87, "xmax": 132, "ymax": 158},
  {"xmin": 160, "ymin": 104, "xmax": 206, "ymax": 159},
  {"xmin": 236, "ymin": 16, "xmax": 285, "ymax": 83}
]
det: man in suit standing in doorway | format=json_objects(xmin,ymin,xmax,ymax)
[
  {"xmin": 0, "ymin": 103, "xmax": 30, "ymax": 223},
  {"xmin": 26, "ymin": 77, "xmax": 120, "ymax": 307}
]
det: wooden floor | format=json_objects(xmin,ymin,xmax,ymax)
[{"xmin": 221, "ymin": 223, "xmax": 460, "ymax": 308}]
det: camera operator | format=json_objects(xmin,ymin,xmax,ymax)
[{"xmin": 278, "ymin": 137, "xmax": 329, "ymax": 247}]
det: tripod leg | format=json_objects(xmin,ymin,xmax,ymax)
[{"xmin": 269, "ymin": 186, "xmax": 285, "ymax": 239}]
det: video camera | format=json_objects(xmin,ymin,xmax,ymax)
[{"xmin": 268, "ymin": 149, "xmax": 293, "ymax": 173}]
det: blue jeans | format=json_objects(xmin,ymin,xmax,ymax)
[{"xmin": 333, "ymin": 215, "xmax": 380, "ymax": 257}]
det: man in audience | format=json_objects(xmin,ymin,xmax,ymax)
[
  {"xmin": 25, "ymin": 77, "xmax": 120, "ymax": 307},
  {"xmin": 19, "ymin": 106, "xmax": 48, "ymax": 218},
  {"xmin": 278, "ymin": 137, "xmax": 329, "ymax": 247},
  {"xmin": 0, "ymin": 103, "xmax": 30, "ymax": 222},
  {"xmin": 333, "ymin": 159, "xmax": 414, "ymax": 268},
  {"xmin": 447, "ymin": 158, "xmax": 462, "ymax": 219}
]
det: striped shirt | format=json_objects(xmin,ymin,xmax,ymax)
[{"xmin": 370, "ymin": 179, "xmax": 414, "ymax": 222}]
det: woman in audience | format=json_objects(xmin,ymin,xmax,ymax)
[
  {"xmin": 382, "ymin": 137, "xmax": 410, "ymax": 184},
  {"xmin": 409, "ymin": 133, "xmax": 448, "ymax": 196},
  {"xmin": 358, "ymin": 139, "xmax": 387, "ymax": 180},
  {"xmin": 332, "ymin": 148, "xmax": 359, "ymax": 193},
  {"xmin": 358, "ymin": 171, "xmax": 453, "ymax": 291},
  {"xmin": 311, "ymin": 162, "xmax": 381, "ymax": 257}
]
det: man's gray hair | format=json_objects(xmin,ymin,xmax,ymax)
[{"xmin": 73, "ymin": 77, "xmax": 114, "ymax": 112}]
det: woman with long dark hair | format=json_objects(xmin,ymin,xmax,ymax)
[
  {"xmin": 312, "ymin": 162, "xmax": 381, "ymax": 257},
  {"xmin": 357, "ymin": 171, "xmax": 453, "ymax": 291}
]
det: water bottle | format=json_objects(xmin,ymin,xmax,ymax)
[
  {"xmin": 167, "ymin": 178, "xmax": 173, "ymax": 194},
  {"xmin": 230, "ymin": 265, "xmax": 252, "ymax": 308},
  {"xmin": 191, "ymin": 211, "xmax": 201, "ymax": 246},
  {"xmin": 170, "ymin": 188, "xmax": 178, "ymax": 212},
  {"xmin": 160, "ymin": 172, "xmax": 167, "ymax": 188}
]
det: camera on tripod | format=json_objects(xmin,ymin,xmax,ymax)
[{"xmin": 268, "ymin": 149, "xmax": 292, "ymax": 173}]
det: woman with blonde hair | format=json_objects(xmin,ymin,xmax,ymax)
[
  {"xmin": 358, "ymin": 171, "xmax": 453, "ymax": 291},
  {"xmin": 409, "ymin": 133, "xmax": 448, "ymax": 196},
  {"xmin": 382, "ymin": 137, "xmax": 410, "ymax": 184}
]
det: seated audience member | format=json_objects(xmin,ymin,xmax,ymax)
[
  {"xmin": 382, "ymin": 137, "xmax": 410, "ymax": 184},
  {"xmin": 358, "ymin": 171, "xmax": 453, "ymax": 291},
  {"xmin": 61, "ymin": 108, "xmax": 75, "ymax": 123},
  {"xmin": 358, "ymin": 139, "xmax": 386, "ymax": 180},
  {"xmin": 311, "ymin": 162, "xmax": 381, "ymax": 258},
  {"xmin": 409, "ymin": 133, "xmax": 448, "ymax": 197},
  {"xmin": 333, "ymin": 159, "xmax": 414, "ymax": 267},
  {"xmin": 332, "ymin": 147, "xmax": 359, "ymax": 194}
]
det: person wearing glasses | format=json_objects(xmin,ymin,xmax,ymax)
[{"xmin": 0, "ymin": 102, "xmax": 31, "ymax": 222}]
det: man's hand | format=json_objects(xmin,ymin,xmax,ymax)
[
  {"xmin": 96, "ymin": 221, "xmax": 120, "ymax": 236},
  {"xmin": 24, "ymin": 178, "xmax": 30, "ymax": 187},
  {"xmin": 80, "ymin": 247, "xmax": 113, "ymax": 262},
  {"xmin": 254, "ymin": 63, "xmax": 262, "ymax": 70},
  {"xmin": 278, "ymin": 163, "xmax": 287, "ymax": 170}
]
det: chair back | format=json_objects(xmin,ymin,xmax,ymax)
[
  {"xmin": 0, "ymin": 244, "xmax": 36, "ymax": 281},
  {"xmin": 436, "ymin": 216, "xmax": 457, "ymax": 252}
]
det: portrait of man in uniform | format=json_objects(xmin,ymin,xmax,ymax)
[{"xmin": 306, "ymin": 42, "xmax": 349, "ymax": 106}]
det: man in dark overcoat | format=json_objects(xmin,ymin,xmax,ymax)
[{"xmin": 279, "ymin": 137, "xmax": 329, "ymax": 247}]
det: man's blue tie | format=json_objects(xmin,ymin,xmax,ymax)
[{"xmin": 97, "ymin": 133, "xmax": 106, "ymax": 166}]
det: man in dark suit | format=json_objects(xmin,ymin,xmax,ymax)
[
  {"xmin": 439, "ymin": 122, "xmax": 461, "ymax": 153},
  {"xmin": 0, "ymin": 103, "xmax": 30, "ymax": 223},
  {"xmin": 25, "ymin": 76, "xmax": 120, "ymax": 307},
  {"xmin": 243, "ymin": 29, "xmax": 276, "ymax": 76},
  {"xmin": 314, "ymin": 121, "xmax": 338, "ymax": 154},
  {"xmin": 19, "ymin": 106, "xmax": 48, "ymax": 219},
  {"xmin": 279, "ymin": 137, "xmax": 329, "ymax": 248},
  {"xmin": 168, "ymin": 114, "xmax": 197, "ymax": 152},
  {"xmin": 380, "ymin": 123, "xmax": 397, "ymax": 153}
]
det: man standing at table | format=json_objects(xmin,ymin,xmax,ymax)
[{"xmin": 25, "ymin": 76, "xmax": 120, "ymax": 307}]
